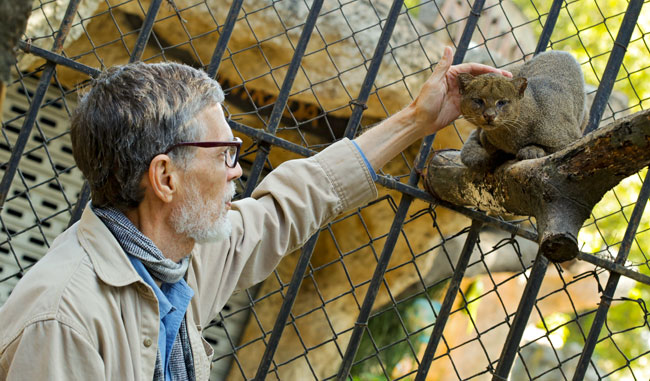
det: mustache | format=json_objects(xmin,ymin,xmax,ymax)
[{"xmin": 224, "ymin": 182, "xmax": 236, "ymax": 203}]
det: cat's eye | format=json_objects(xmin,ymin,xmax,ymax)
[
  {"xmin": 472, "ymin": 98, "xmax": 484, "ymax": 106},
  {"xmin": 497, "ymin": 100, "xmax": 509, "ymax": 107}
]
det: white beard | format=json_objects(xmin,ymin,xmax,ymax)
[{"xmin": 171, "ymin": 181, "xmax": 236, "ymax": 244}]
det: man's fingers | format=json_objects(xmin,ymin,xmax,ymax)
[
  {"xmin": 453, "ymin": 62, "xmax": 512, "ymax": 78},
  {"xmin": 478, "ymin": 66, "xmax": 512, "ymax": 78},
  {"xmin": 431, "ymin": 46, "xmax": 453, "ymax": 81}
]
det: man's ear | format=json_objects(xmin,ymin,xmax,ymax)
[
  {"xmin": 457, "ymin": 73, "xmax": 474, "ymax": 95},
  {"xmin": 147, "ymin": 154, "xmax": 177, "ymax": 203}
]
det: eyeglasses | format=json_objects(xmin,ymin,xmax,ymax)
[{"xmin": 163, "ymin": 137, "xmax": 242, "ymax": 168}]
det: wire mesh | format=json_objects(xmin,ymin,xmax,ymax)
[{"xmin": 1, "ymin": 0, "xmax": 649, "ymax": 380}]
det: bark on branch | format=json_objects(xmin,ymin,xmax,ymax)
[{"xmin": 423, "ymin": 109, "xmax": 650, "ymax": 262}]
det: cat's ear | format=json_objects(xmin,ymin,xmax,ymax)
[
  {"xmin": 511, "ymin": 77, "xmax": 527, "ymax": 98},
  {"xmin": 457, "ymin": 73, "xmax": 474, "ymax": 95}
]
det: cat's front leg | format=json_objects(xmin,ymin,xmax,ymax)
[
  {"xmin": 517, "ymin": 145, "xmax": 547, "ymax": 160},
  {"xmin": 461, "ymin": 129, "xmax": 492, "ymax": 170}
]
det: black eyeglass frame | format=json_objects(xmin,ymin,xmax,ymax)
[{"xmin": 163, "ymin": 137, "xmax": 242, "ymax": 168}]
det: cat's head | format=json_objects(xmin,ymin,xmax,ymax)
[{"xmin": 457, "ymin": 73, "xmax": 527, "ymax": 131}]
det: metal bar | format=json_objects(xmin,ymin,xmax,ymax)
[
  {"xmin": 336, "ymin": 1, "xmax": 485, "ymax": 378},
  {"xmin": 576, "ymin": 251, "xmax": 650, "ymax": 286},
  {"xmin": 253, "ymin": 232, "xmax": 321, "ymax": 380},
  {"xmin": 376, "ymin": 176, "xmax": 539, "ymax": 241},
  {"xmin": 336, "ymin": 194, "xmax": 414, "ymax": 380},
  {"xmin": 67, "ymin": 182, "xmax": 91, "ymax": 228},
  {"xmin": 67, "ymin": 187, "xmax": 91, "ymax": 227},
  {"xmin": 17, "ymin": 40, "xmax": 100, "ymax": 77},
  {"xmin": 534, "ymin": 0, "xmax": 564, "ymax": 55},
  {"xmin": 129, "ymin": 0, "xmax": 164, "ymax": 63},
  {"xmin": 492, "ymin": 251, "xmax": 549, "ymax": 380},
  {"xmin": 206, "ymin": 0, "xmax": 244, "ymax": 78},
  {"xmin": 242, "ymin": 0, "xmax": 324, "ymax": 197},
  {"xmin": 407, "ymin": 0, "xmax": 487, "ymax": 181},
  {"xmin": 583, "ymin": 0, "xmax": 643, "ymax": 134},
  {"xmin": 484, "ymin": 0, "xmax": 623, "ymax": 372},
  {"xmin": 0, "ymin": 0, "xmax": 82, "ymax": 207},
  {"xmin": 252, "ymin": 2, "xmax": 409, "ymax": 373},
  {"xmin": 342, "ymin": 0, "xmax": 406, "ymax": 140},
  {"xmin": 415, "ymin": 220, "xmax": 484, "ymax": 381},
  {"xmin": 452, "ymin": 0, "xmax": 485, "ymax": 65},
  {"xmin": 229, "ymin": 119, "xmax": 316, "ymax": 158},
  {"xmin": 572, "ymin": 170, "xmax": 650, "ymax": 380}
]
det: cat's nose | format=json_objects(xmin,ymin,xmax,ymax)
[{"xmin": 484, "ymin": 114, "xmax": 495, "ymax": 124}]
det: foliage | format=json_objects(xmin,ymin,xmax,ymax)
[
  {"xmin": 351, "ymin": 284, "xmax": 444, "ymax": 380},
  {"xmin": 513, "ymin": 0, "xmax": 650, "ymax": 112},
  {"xmin": 404, "ymin": 0, "xmax": 422, "ymax": 18}
]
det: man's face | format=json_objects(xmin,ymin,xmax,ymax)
[{"xmin": 169, "ymin": 104, "xmax": 242, "ymax": 243}]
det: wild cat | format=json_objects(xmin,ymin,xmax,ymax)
[{"xmin": 457, "ymin": 51, "xmax": 587, "ymax": 170}]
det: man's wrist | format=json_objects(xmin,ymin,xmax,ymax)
[
  {"xmin": 396, "ymin": 104, "xmax": 427, "ymax": 141},
  {"xmin": 353, "ymin": 102, "xmax": 430, "ymax": 171}
]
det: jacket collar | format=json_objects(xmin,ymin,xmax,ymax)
[{"xmin": 76, "ymin": 205, "xmax": 142, "ymax": 287}]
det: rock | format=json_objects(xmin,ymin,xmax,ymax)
[
  {"xmin": 19, "ymin": 0, "xmax": 536, "ymax": 121},
  {"xmin": 20, "ymin": 0, "xmax": 102, "ymax": 69}
]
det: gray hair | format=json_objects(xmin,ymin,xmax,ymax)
[{"xmin": 71, "ymin": 62, "xmax": 224, "ymax": 210}]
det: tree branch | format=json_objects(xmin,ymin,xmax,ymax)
[{"xmin": 423, "ymin": 109, "xmax": 650, "ymax": 262}]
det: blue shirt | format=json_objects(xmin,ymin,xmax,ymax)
[{"xmin": 128, "ymin": 257, "xmax": 194, "ymax": 381}]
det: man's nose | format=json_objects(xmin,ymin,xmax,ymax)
[{"xmin": 228, "ymin": 162, "xmax": 243, "ymax": 181}]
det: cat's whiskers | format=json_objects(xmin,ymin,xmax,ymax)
[
  {"xmin": 463, "ymin": 114, "xmax": 523, "ymax": 132},
  {"xmin": 463, "ymin": 116, "xmax": 482, "ymax": 127},
  {"xmin": 499, "ymin": 119, "xmax": 524, "ymax": 131}
]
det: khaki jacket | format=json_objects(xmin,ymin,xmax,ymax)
[{"xmin": 0, "ymin": 139, "xmax": 377, "ymax": 380}]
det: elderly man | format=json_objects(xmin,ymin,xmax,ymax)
[{"xmin": 0, "ymin": 47, "xmax": 508, "ymax": 380}]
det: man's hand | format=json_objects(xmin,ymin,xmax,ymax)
[
  {"xmin": 354, "ymin": 46, "xmax": 509, "ymax": 172},
  {"xmin": 409, "ymin": 46, "xmax": 512, "ymax": 136}
]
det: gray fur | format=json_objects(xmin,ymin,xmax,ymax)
[{"xmin": 459, "ymin": 51, "xmax": 586, "ymax": 170}]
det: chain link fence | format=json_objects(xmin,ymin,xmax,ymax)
[{"xmin": 1, "ymin": 0, "xmax": 649, "ymax": 380}]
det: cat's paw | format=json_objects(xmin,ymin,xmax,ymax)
[
  {"xmin": 517, "ymin": 146, "xmax": 547, "ymax": 160},
  {"xmin": 461, "ymin": 147, "xmax": 492, "ymax": 170}
]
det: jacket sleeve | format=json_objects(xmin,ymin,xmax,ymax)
[
  {"xmin": 189, "ymin": 138, "xmax": 378, "ymax": 325},
  {"xmin": 0, "ymin": 319, "xmax": 105, "ymax": 381}
]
